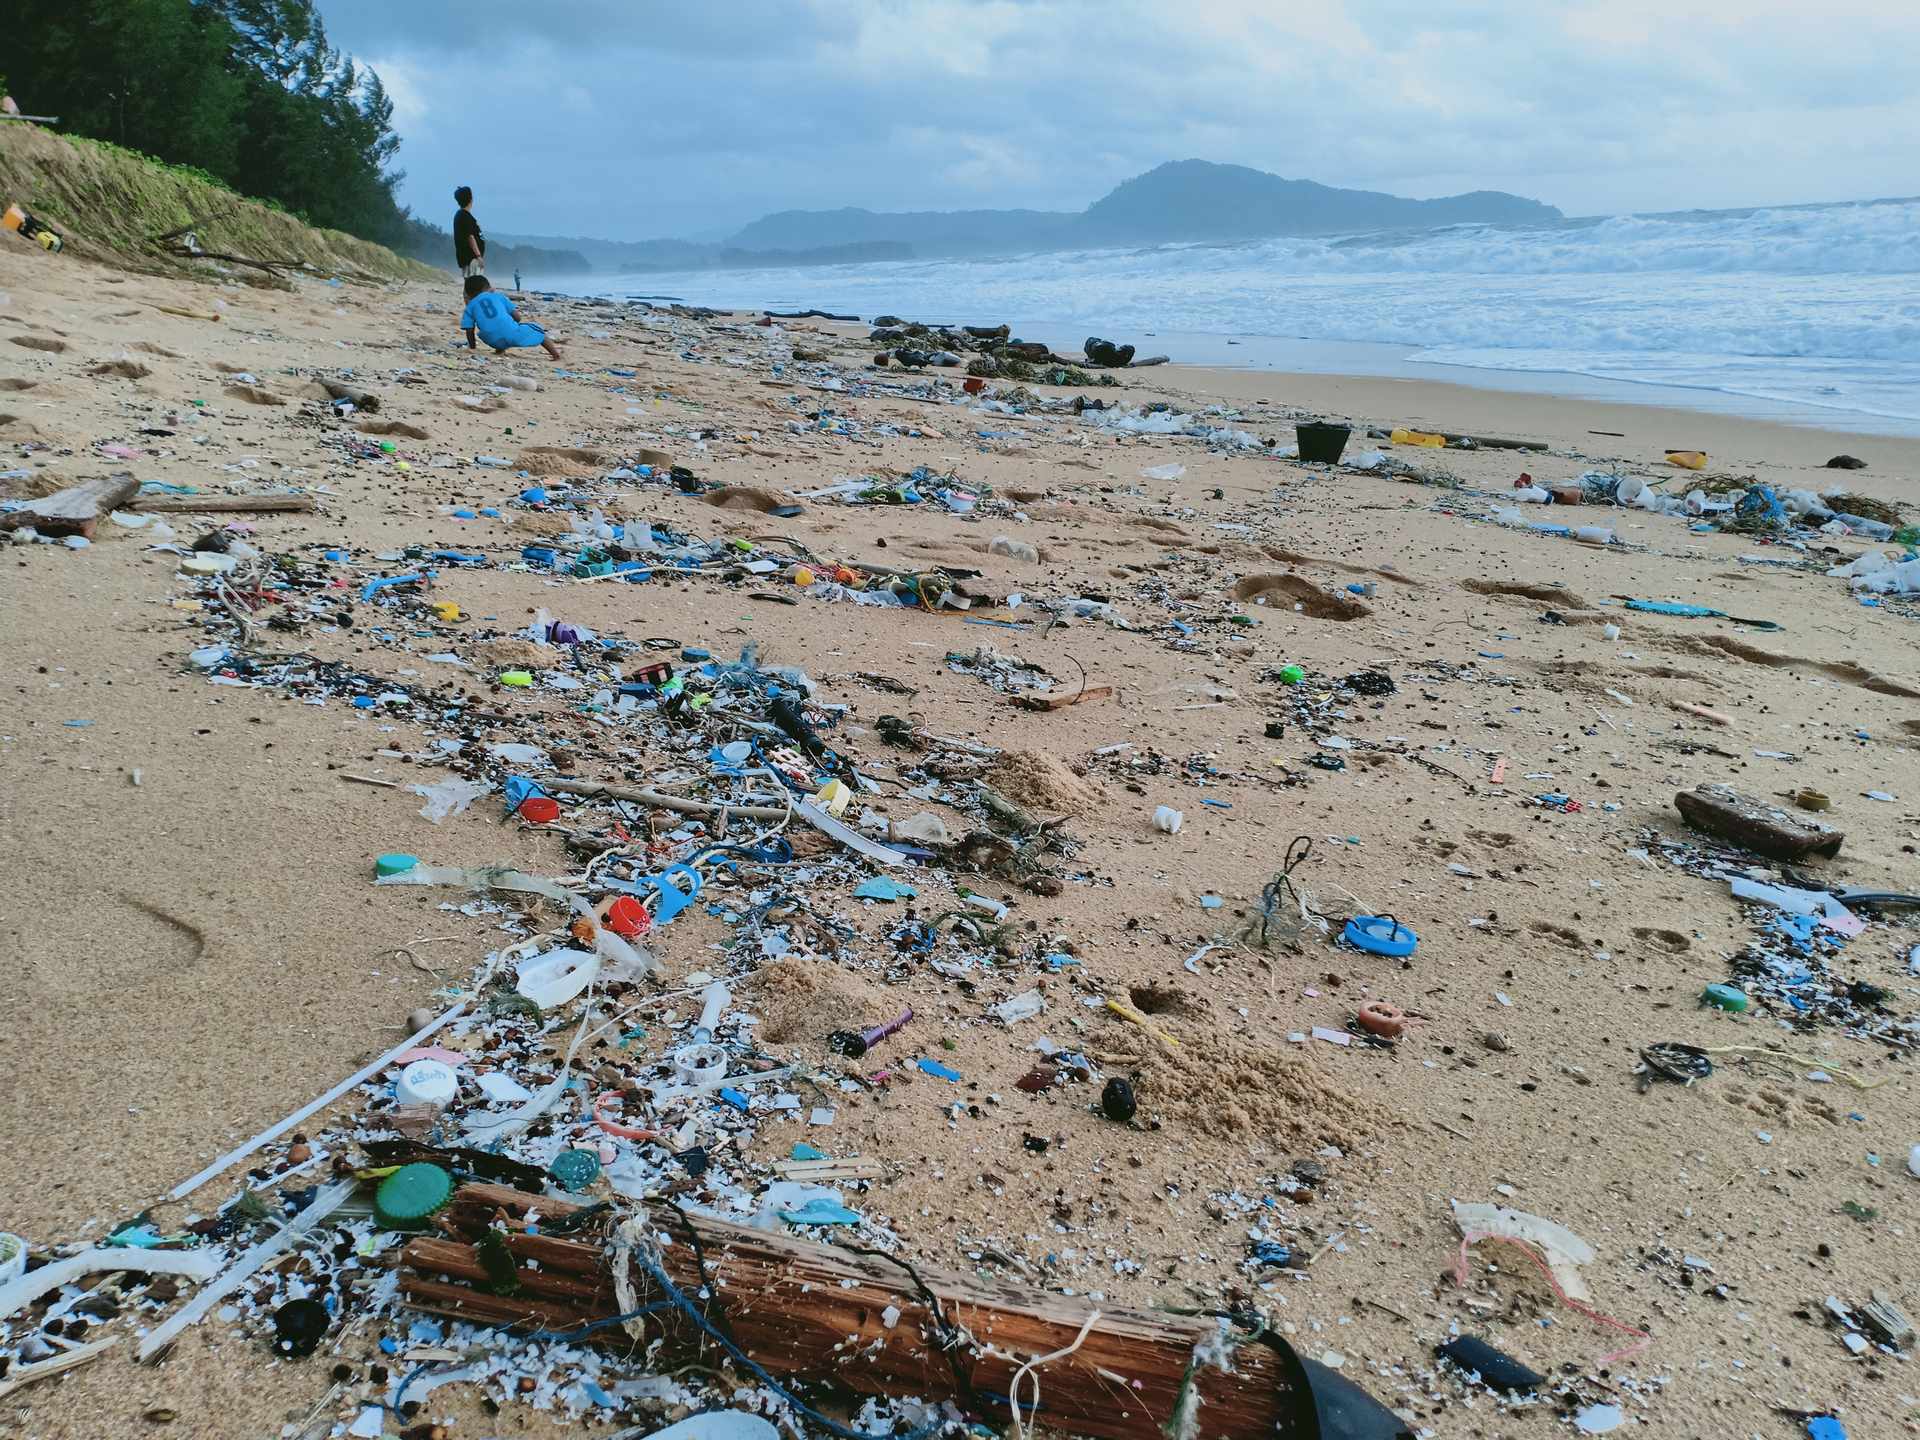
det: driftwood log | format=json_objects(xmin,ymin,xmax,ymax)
[
  {"xmin": 398, "ymin": 1183, "xmax": 1408, "ymax": 1440},
  {"xmin": 0, "ymin": 474, "xmax": 139, "ymax": 538},
  {"xmin": 320, "ymin": 379, "xmax": 380, "ymax": 413},
  {"xmin": 129, "ymin": 493, "xmax": 318, "ymax": 515}
]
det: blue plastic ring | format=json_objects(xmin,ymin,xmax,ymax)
[{"xmin": 1344, "ymin": 915, "xmax": 1417, "ymax": 957}]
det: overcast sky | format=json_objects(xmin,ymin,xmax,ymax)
[{"xmin": 314, "ymin": 0, "xmax": 1920, "ymax": 242}]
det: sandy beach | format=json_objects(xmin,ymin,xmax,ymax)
[{"xmin": 3, "ymin": 240, "xmax": 1918, "ymax": 1440}]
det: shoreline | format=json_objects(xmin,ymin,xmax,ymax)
[
  {"xmin": 1136, "ymin": 360, "xmax": 1920, "ymax": 480},
  {"xmin": 529, "ymin": 267, "xmax": 1920, "ymax": 440}
]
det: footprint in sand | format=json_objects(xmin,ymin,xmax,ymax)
[
  {"xmin": 1667, "ymin": 634, "xmax": 1920, "ymax": 699},
  {"xmin": 11, "ymin": 335, "xmax": 69, "ymax": 353},
  {"xmin": 15, "ymin": 892, "xmax": 206, "ymax": 997},
  {"xmin": 1529, "ymin": 919, "xmax": 1584, "ymax": 949},
  {"xmin": 1463, "ymin": 578, "xmax": 1591, "ymax": 608},
  {"xmin": 1632, "ymin": 926, "xmax": 1692, "ymax": 954}
]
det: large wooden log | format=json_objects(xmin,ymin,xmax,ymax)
[
  {"xmin": 130, "ymin": 493, "xmax": 318, "ymax": 514},
  {"xmin": 0, "ymin": 475, "xmax": 139, "ymax": 537},
  {"xmin": 401, "ymin": 1184, "xmax": 1408, "ymax": 1440}
]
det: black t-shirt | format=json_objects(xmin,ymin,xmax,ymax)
[{"xmin": 453, "ymin": 209, "xmax": 483, "ymax": 266}]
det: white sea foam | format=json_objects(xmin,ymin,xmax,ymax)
[{"xmin": 555, "ymin": 198, "xmax": 1920, "ymax": 424}]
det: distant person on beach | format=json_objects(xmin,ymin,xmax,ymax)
[
  {"xmin": 513, "ymin": 266, "xmax": 523, "ymax": 291},
  {"xmin": 461, "ymin": 275, "xmax": 560, "ymax": 359},
  {"xmin": 453, "ymin": 185, "xmax": 484, "ymax": 277}
]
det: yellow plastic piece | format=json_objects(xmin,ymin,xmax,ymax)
[
  {"xmin": 810, "ymin": 778, "xmax": 852, "ymax": 817},
  {"xmin": 792, "ymin": 566, "xmax": 815, "ymax": 586},
  {"xmin": 1390, "ymin": 427, "xmax": 1446, "ymax": 448},
  {"xmin": 430, "ymin": 602, "xmax": 461, "ymax": 622},
  {"xmin": 1664, "ymin": 450, "xmax": 1708, "ymax": 470},
  {"xmin": 499, "ymin": 670, "xmax": 533, "ymax": 687}
]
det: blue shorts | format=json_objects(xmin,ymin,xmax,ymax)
[{"xmin": 491, "ymin": 322, "xmax": 545, "ymax": 351}]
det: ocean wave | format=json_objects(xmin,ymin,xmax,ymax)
[{"xmin": 558, "ymin": 197, "xmax": 1920, "ymax": 423}]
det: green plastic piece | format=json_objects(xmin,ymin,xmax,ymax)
[
  {"xmin": 1278, "ymin": 665, "xmax": 1306, "ymax": 685},
  {"xmin": 374, "ymin": 853, "xmax": 419, "ymax": 878},
  {"xmin": 548, "ymin": 1148, "xmax": 600, "ymax": 1192},
  {"xmin": 1701, "ymin": 983, "xmax": 1748, "ymax": 1013},
  {"xmin": 374, "ymin": 1163, "xmax": 454, "ymax": 1230}
]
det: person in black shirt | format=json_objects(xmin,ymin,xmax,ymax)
[{"xmin": 453, "ymin": 186, "xmax": 484, "ymax": 277}]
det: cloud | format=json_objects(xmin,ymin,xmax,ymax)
[{"xmin": 312, "ymin": 0, "xmax": 1920, "ymax": 238}]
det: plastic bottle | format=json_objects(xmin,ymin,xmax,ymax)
[{"xmin": 1575, "ymin": 525, "xmax": 1615, "ymax": 545}]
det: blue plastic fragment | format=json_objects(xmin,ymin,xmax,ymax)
[
  {"xmin": 791, "ymin": 1142, "xmax": 826, "ymax": 1161},
  {"xmin": 1343, "ymin": 915, "xmax": 1418, "ymax": 957},
  {"xmin": 777, "ymin": 1198, "xmax": 860, "ymax": 1227},
  {"xmin": 502, "ymin": 775, "xmax": 547, "ymax": 812},
  {"xmin": 718, "ymin": 1088, "xmax": 750, "ymax": 1111},
  {"xmin": 644, "ymin": 863, "xmax": 703, "ymax": 924},
  {"xmin": 916, "ymin": 1058, "xmax": 962, "ymax": 1081},
  {"xmin": 360, "ymin": 570, "xmax": 430, "ymax": 601},
  {"xmin": 1807, "ymin": 1417, "xmax": 1848, "ymax": 1440},
  {"xmin": 854, "ymin": 877, "xmax": 917, "ymax": 902}
]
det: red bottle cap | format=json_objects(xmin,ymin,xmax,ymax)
[
  {"xmin": 518, "ymin": 795, "xmax": 561, "ymax": 824},
  {"xmin": 605, "ymin": 895, "xmax": 650, "ymax": 937}
]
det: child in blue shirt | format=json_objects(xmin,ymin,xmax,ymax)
[{"xmin": 460, "ymin": 276, "xmax": 561, "ymax": 359}]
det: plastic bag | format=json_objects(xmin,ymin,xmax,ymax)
[{"xmin": 413, "ymin": 776, "xmax": 491, "ymax": 822}]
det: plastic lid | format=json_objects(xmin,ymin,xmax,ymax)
[
  {"xmin": 396, "ymin": 1059, "xmax": 460, "ymax": 1107},
  {"xmin": 518, "ymin": 795, "xmax": 561, "ymax": 824},
  {"xmin": 374, "ymin": 1163, "xmax": 454, "ymax": 1230},
  {"xmin": 1344, "ymin": 915, "xmax": 1418, "ymax": 957},
  {"xmin": 375, "ymin": 853, "xmax": 420, "ymax": 877},
  {"xmin": 548, "ymin": 1148, "xmax": 601, "ymax": 1192}
]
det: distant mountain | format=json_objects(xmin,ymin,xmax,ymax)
[
  {"xmin": 1079, "ymin": 160, "xmax": 1561, "ymax": 241},
  {"xmin": 499, "ymin": 159, "xmax": 1561, "ymax": 273}
]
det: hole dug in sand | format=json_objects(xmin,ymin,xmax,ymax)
[{"xmin": 1231, "ymin": 573, "xmax": 1371, "ymax": 620}]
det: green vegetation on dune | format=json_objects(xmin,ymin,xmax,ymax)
[
  {"xmin": 7, "ymin": 0, "xmax": 466, "ymax": 271},
  {"xmin": 0, "ymin": 123, "xmax": 436, "ymax": 283}
]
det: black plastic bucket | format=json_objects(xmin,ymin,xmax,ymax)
[{"xmin": 1296, "ymin": 421, "xmax": 1351, "ymax": 465}]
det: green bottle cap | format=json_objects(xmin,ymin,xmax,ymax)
[
  {"xmin": 374, "ymin": 1163, "xmax": 454, "ymax": 1230},
  {"xmin": 548, "ymin": 1148, "xmax": 600, "ymax": 1192},
  {"xmin": 375, "ymin": 853, "xmax": 419, "ymax": 878},
  {"xmin": 1701, "ymin": 983, "xmax": 1748, "ymax": 1013}
]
